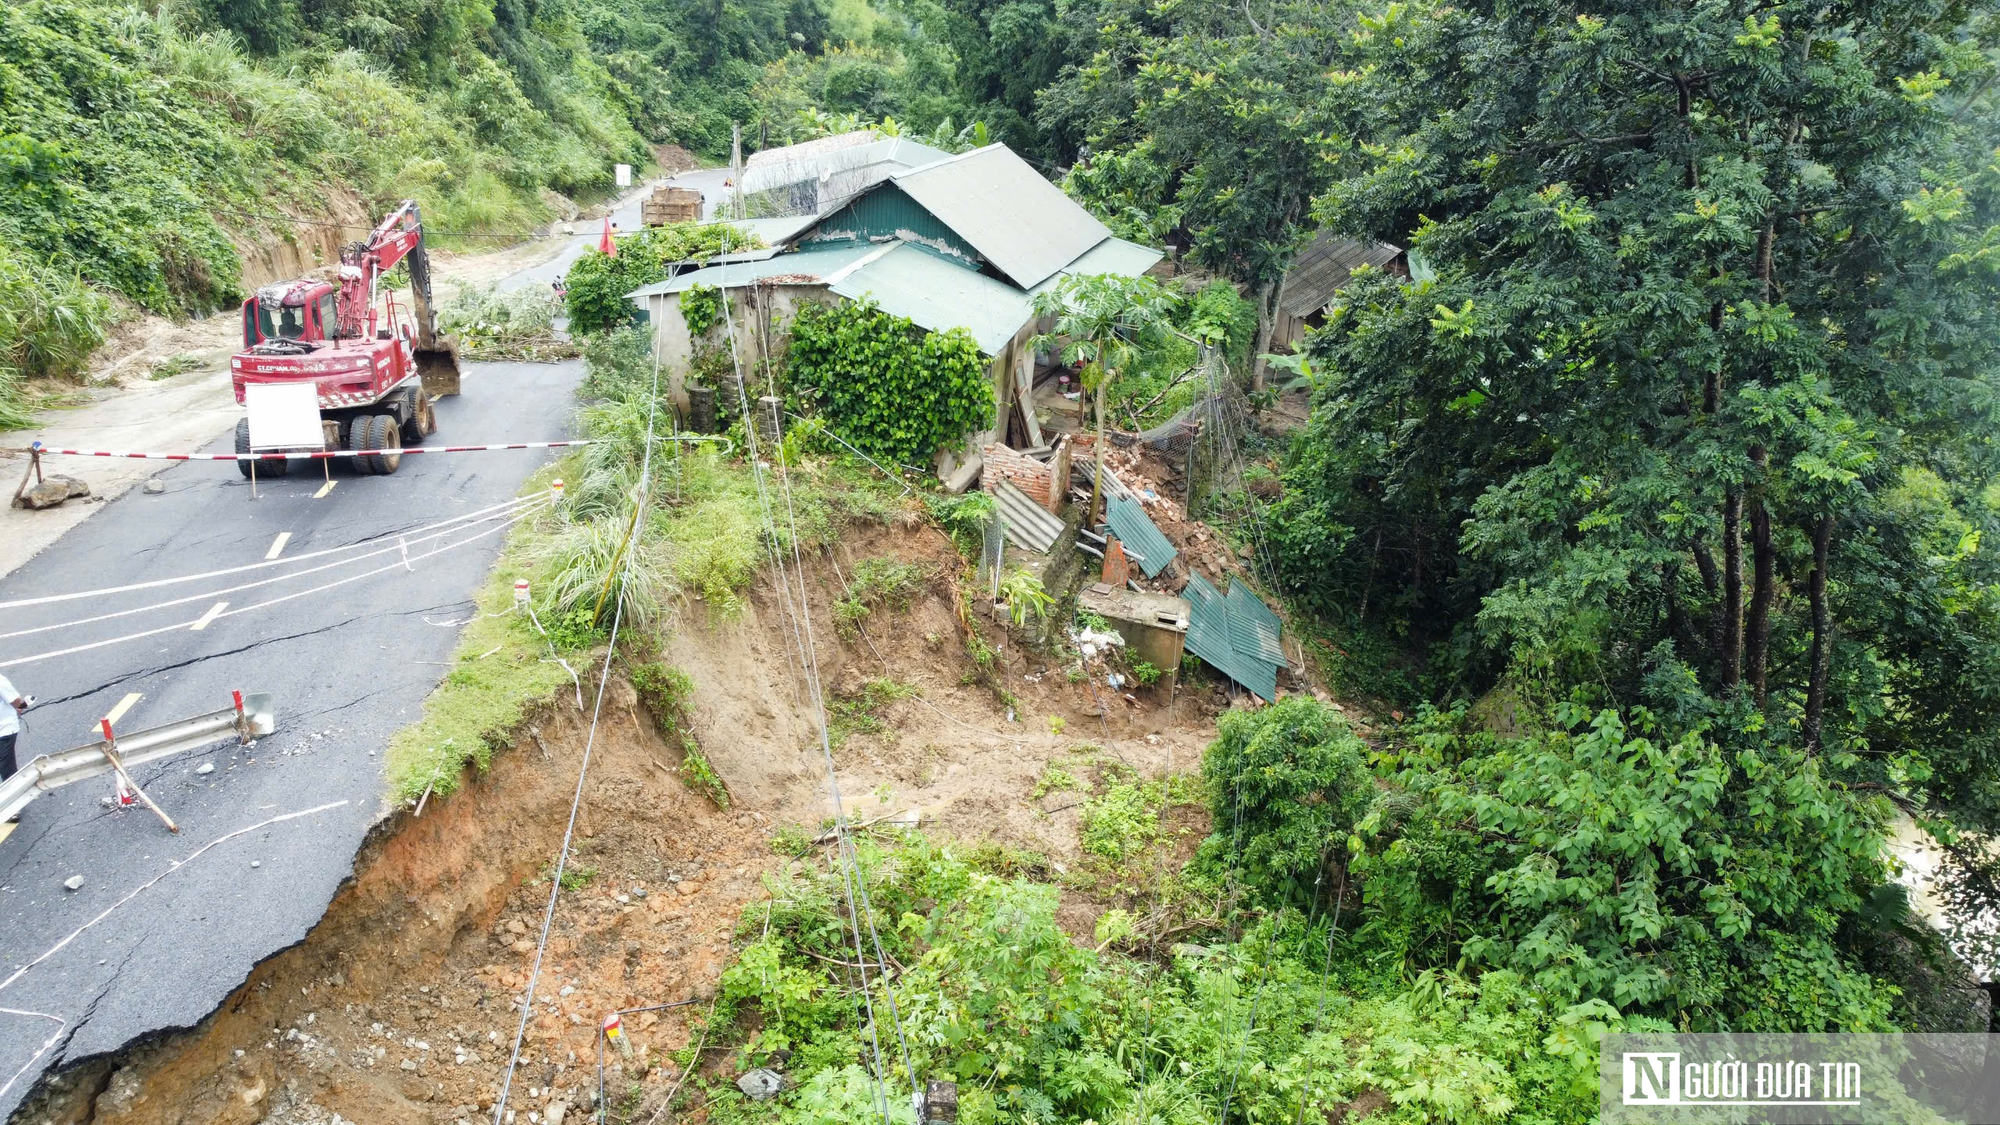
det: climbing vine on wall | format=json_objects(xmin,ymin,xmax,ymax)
[
  {"xmin": 679, "ymin": 283, "xmax": 722, "ymax": 340},
  {"xmin": 787, "ymin": 298, "xmax": 989, "ymax": 467}
]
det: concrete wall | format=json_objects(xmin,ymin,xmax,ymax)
[
  {"xmin": 642, "ymin": 283, "xmax": 833, "ymax": 410},
  {"xmin": 642, "ymin": 286, "xmax": 1037, "ymax": 484}
]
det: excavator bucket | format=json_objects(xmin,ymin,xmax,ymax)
[
  {"xmin": 415, "ymin": 344, "xmax": 462, "ymax": 399},
  {"xmin": 402, "ymin": 207, "xmax": 462, "ymax": 398}
]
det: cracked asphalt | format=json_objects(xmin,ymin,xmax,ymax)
[{"xmin": 0, "ymin": 358, "xmax": 582, "ymax": 1117}]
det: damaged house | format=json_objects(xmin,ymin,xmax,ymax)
[{"xmin": 625, "ymin": 142, "xmax": 1161, "ymax": 477}]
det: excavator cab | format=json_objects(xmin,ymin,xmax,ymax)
[{"xmin": 242, "ymin": 281, "xmax": 338, "ymax": 351}]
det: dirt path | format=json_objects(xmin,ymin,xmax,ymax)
[{"xmin": 0, "ymin": 179, "xmax": 672, "ymax": 580}]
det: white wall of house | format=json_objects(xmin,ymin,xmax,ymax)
[{"xmin": 641, "ymin": 283, "xmax": 833, "ymax": 409}]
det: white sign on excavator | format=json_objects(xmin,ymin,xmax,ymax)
[{"xmin": 244, "ymin": 382, "xmax": 324, "ymax": 450}]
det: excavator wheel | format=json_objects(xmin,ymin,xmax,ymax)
[
  {"xmin": 235, "ymin": 418, "xmax": 289, "ymax": 480},
  {"xmin": 400, "ymin": 390, "xmax": 434, "ymax": 445},
  {"xmin": 357, "ymin": 414, "xmax": 403, "ymax": 475}
]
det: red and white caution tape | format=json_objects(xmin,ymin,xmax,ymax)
[{"xmin": 23, "ymin": 440, "xmax": 595, "ymax": 461}]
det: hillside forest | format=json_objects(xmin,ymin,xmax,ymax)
[{"xmin": 7, "ymin": 0, "xmax": 2000, "ymax": 1120}]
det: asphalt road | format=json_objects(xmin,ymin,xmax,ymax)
[
  {"xmin": 500, "ymin": 167, "xmax": 731, "ymax": 295},
  {"xmin": 0, "ymin": 360, "xmax": 582, "ymax": 1117}
]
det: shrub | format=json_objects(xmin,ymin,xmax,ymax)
[
  {"xmin": 787, "ymin": 298, "xmax": 990, "ymax": 467},
  {"xmin": 1197, "ymin": 696, "xmax": 1373, "ymax": 907},
  {"xmin": 565, "ymin": 224, "xmax": 760, "ymax": 335},
  {"xmin": 832, "ymin": 557, "xmax": 925, "ymax": 638},
  {"xmin": 1354, "ymin": 703, "xmax": 1901, "ymax": 1029}
]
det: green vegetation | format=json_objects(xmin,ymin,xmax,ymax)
[
  {"xmin": 439, "ymin": 282, "xmax": 573, "ymax": 361},
  {"xmin": 708, "ymin": 812, "xmax": 1605, "ymax": 1125},
  {"xmin": 787, "ymin": 298, "xmax": 991, "ymax": 468},
  {"xmin": 385, "ymin": 490, "xmax": 575, "ymax": 802},
  {"xmin": 632, "ymin": 660, "xmax": 731, "ymax": 809},
  {"xmin": 832, "ymin": 557, "xmax": 926, "ymax": 639},
  {"xmin": 564, "ymin": 224, "xmax": 760, "ymax": 335},
  {"xmin": 827, "ymin": 677, "xmax": 915, "ymax": 748},
  {"xmin": 997, "ymin": 568, "xmax": 1052, "ymax": 628},
  {"xmin": 922, "ymin": 490, "xmax": 995, "ymax": 560},
  {"xmin": 678, "ymin": 283, "xmax": 722, "ymax": 339}
]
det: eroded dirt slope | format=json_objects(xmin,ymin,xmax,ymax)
[{"xmin": 14, "ymin": 519, "xmax": 1224, "ymax": 1125}]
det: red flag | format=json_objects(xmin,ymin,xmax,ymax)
[{"xmin": 599, "ymin": 216, "xmax": 616, "ymax": 257}]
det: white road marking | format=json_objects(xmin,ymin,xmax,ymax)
[
  {"xmin": 191, "ymin": 601, "xmax": 229, "ymax": 631},
  {"xmin": 264, "ymin": 532, "xmax": 291, "ymax": 560},
  {"xmin": 103, "ymin": 692, "xmax": 142, "ymax": 727}
]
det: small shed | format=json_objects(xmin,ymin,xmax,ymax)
[
  {"xmin": 1078, "ymin": 583, "xmax": 1190, "ymax": 692},
  {"xmin": 1269, "ymin": 233, "xmax": 1407, "ymax": 351}
]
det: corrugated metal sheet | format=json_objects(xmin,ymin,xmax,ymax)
[
  {"xmin": 745, "ymin": 130, "xmax": 878, "ymax": 171},
  {"xmin": 1029, "ymin": 236, "xmax": 1167, "ymax": 297},
  {"xmin": 829, "ymin": 243, "xmax": 1030, "ymax": 356},
  {"xmin": 994, "ymin": 479, "xmax": 1063, "ymax": 554},
  {"xmin": 1105, "ymin": 495, "xmax": 1177, "ymax": 579},
  {"xmin": 1184, "ymin": 574, "xmax": 1276, "ymax": 701},
  {"xmin": 892, "ymin": 146, "xmax": 1110, "ymax": 291},
  {"xmin": 1279, "ymin": 232, "xmax": 1402, "ymax": 319},
  {"xmin": 1224, "ymin": 580, "xmax": 1284, "ymax": 666},
  {"xmin": 624, "ymin": 243, "xmax": 875, "ymax": 299},
  {"xmin": 1071, "ymin": 458, "xmax": 1137, "ymax": 504},
  {"xmin": 729, "ymin": 214, "xmax": 823, "ymax": 248},
  {"xmin": 743, "ymin": 135, "xmax": 953, "ymax": 197},
  {"xmin": 800, "ymin": 183, "xmax": 983, "ymax": 267}
]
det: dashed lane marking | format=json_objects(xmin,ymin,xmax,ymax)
[
  {"xmin": 313, "ymin": 481, "xmax": 336, "ymax": 500},
  {"xmin": 103, "ymin": 692, "xmax": 142, "ymax": 727},
  {"xmin": 191, "ymin": 602, "xmax": 228, "ymax": 632},
  {"xmin": 264, "ymin": 532, "xmax": 291, "ymax": 560}
]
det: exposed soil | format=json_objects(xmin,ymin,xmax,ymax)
[{"xmin": 12, "ymin": 519, "xmax": 1228, "ymax": 1125}]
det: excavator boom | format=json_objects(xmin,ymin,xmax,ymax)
[{"xmin": 344, "ymin": 200, "xmax": 461, "ymax": 397}]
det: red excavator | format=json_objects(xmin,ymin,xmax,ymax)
[{"xmin": 228, "ymin": 200, "xmax": 462, "ymax": 478}]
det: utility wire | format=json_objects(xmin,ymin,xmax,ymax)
[
  {"xmin": 490, "ymin": 340, "xmax": 668, "ymax": 1125},
  {"xmin": 0, "ymin": 500, "xmax": 547, "ymax": 671},
  {"xmin": 0, "ymin": 494, "xmax": 547, "ymax": 642},
  {"xmin": 713, "ymin": 260, "xmax": 911, "ymax": 1124},
  {"xmin": 0, "ymin": 491, "xmax": 545, "ymax": 611}
]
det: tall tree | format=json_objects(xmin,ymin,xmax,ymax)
[{"xmin": 1274, "ymin": 0, "xmax": 2000, "ymax": 825}]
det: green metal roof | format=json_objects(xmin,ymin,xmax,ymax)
[
  {"xmin": 1105, "ymin": 494, "xmax": 1177, "ymax": 579},
  {"xmin": 1030, "ymin": 237, "xmax": 1167, "ymax": 297},
  {"xmin": 1224, "ymin": 579, "xmax": 1285, "ymax": 666},
  {"xmin": 624, "ymin": 242, "xmax": 876, "ymax": 300},
  {"xmin": 800, "ymin": 183, "xmax": 983, "ymax": 267},
  {"xmin": 828, "ymin": 243, "xmax": 1030, "ymax": 356},
  {"xmin": 891, "ymin": 145, "xmax": 1111, "ymax": 290},
  {"xmin": 1184, "ymin": 573, "xmax": 1276, "ymax": 701}
]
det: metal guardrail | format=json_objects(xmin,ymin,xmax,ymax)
[{"xmin": 0, "ymin": 693, "xmax": 276, "ymax": 823}]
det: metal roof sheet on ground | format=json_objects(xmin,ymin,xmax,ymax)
[
  {"xmin": 1279, "ymin": 233, "xmax": 1402, "ymax": 319},
  {"xmin": 624, "ymin": 242, "xmax": 875, "ymax": 299},
  {"xmin": 1071, "ymin": 459, "xmax": 1137, "ymax": 504},
  {"xmin": 1183, "ymin": 573, "xmax": 1276, "ymax": 701},
  {"xmin": 1224, "ymin": 580, "xmax": 1285, "ymax": 666},
  {"xmin": 994, "ymin": 479, "xmax": 1063, "ymax": 553},
  {"xmin": 829, "ymin": 242, "xmax": 1032, "ymax": 356},
  {"xmin": 892, "ymin": 145, "xmax": 1111, "ymax": 291},
  {"xmin": 1030, "ymin": 237, "xmax": 1168, "ymax": 296},
  {"xmin": 1105, "ymin": 494, "xmax": 1177, "ymax": 579}
]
